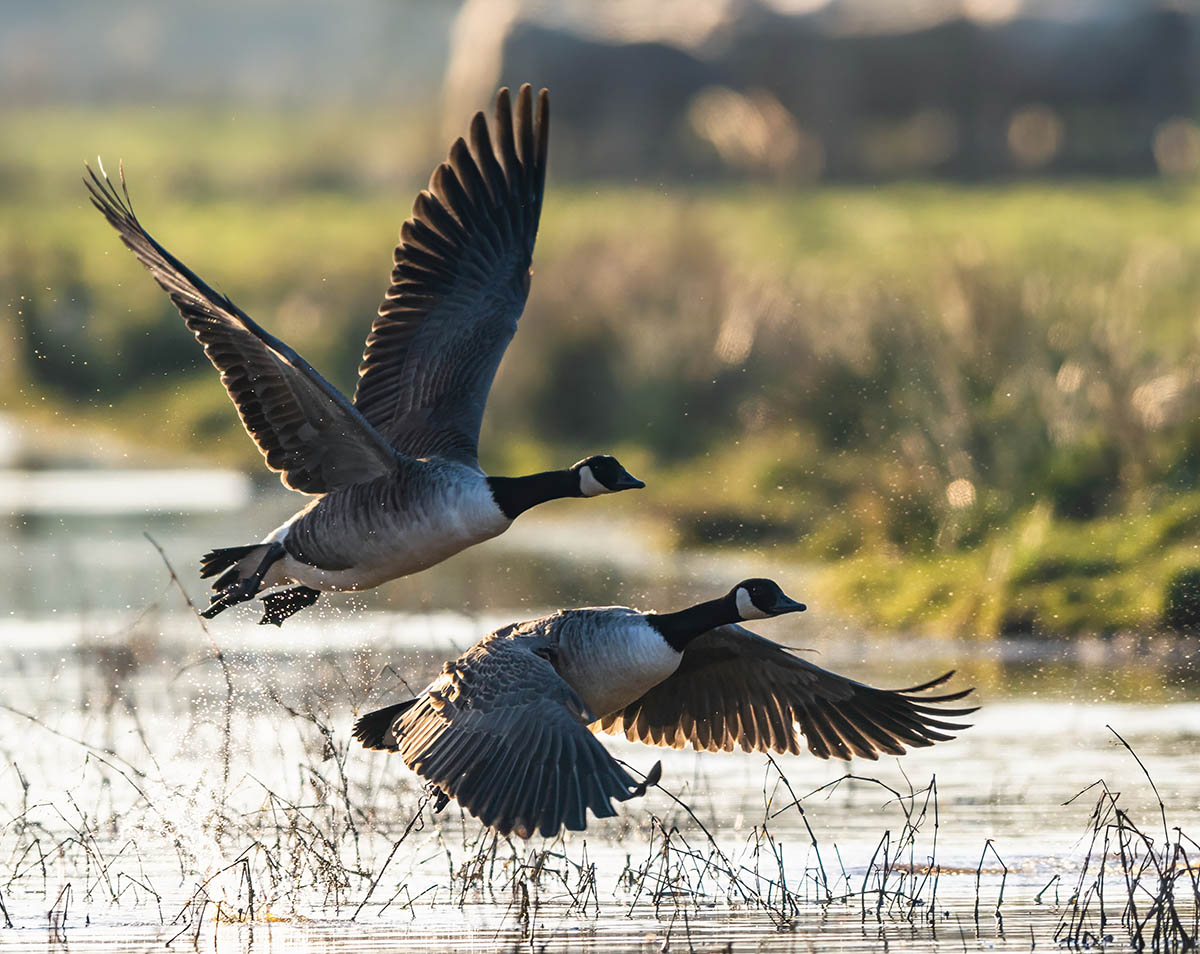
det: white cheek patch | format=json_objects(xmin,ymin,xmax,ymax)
[
  {"xmin": 578, "ymin": 465, "xmax": 611, "ymax": 497},
  {"xmin": 736, "ymin": 587, "xmax": 771, "ymax": 620}
]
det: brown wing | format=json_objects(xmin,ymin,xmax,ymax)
[
  {"xmin": 595, "ymin": 625, "xmax": 976, "ymax": 760},
  {"xmin": 84, "ymin": 162, "xmax": 398, "ymax": 494},
  {"xmin": 352, "ymin": 85, "xmax": 548, "ymax": 464},
  {"xmin": 359, "ymin": 632, "xmax": 657, "ymax": 838}
]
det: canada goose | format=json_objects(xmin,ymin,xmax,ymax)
[
  {"xmin": 354, "ymin": 580, "xmax": 975, "ymax": 838},
  {"xmin": 84, "ymin": 86, "xmax": 644, "ymax": 625}
]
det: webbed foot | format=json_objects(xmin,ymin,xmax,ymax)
[{"xmin": 258, "ymin": 585, "xmax": 321, "ymax": 626}]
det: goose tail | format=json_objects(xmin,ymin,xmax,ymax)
[
  {"xmin": 198, "ymin": 542, "xmax": 286, "ymax": 619},
  {"xmin": 353, "ymin": 699, "xmax": 420, "ymax": 750},
  {"xmin": 201, "ymin": 544, "xmax": 266, "ymax": 589}
]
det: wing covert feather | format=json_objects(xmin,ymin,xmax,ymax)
[{"xmin": 358, "ymin": 631, "xmax": 655, "ymax": 838}]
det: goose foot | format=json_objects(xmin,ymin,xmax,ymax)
[{"xmin": 258, "ymin": 586, "xmax": 321, "ymax": 626}]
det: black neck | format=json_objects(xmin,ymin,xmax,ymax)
[
  {"xmin": 487, "ymin": 470, "xmax": 580, "ymax": 520},
  {"xmin": 646, "ymin": 594, "xmax": 740, "ymax": 652}
]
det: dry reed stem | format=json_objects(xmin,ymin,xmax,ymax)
[{"xmin": 1057, "ymin": 728, "xmax": 1199, "ymax": 951}]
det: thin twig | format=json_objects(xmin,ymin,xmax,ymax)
[
  {"xmin": 351, "ymin": 791, "xmax": 431, "ymax": 920},
  {"xmin": 145, "ymin": 532, "xmax": 233, "ymax": 798}
]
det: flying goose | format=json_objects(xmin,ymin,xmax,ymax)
[
  {"xmin": 84, "ymin": 86, "xmax": 644, "ymax": 625},
  {"xmin": 354, "ymin": 580, "xmax": 975, "ymax": 838}
]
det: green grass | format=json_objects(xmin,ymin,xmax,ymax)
[
  {"xmin": 4, "ymin": 105, "xmax": 1199, "ymax": 637},
  {"xmin": 821, "ymin": 496, "xmax": 1200, "ymax": 638}
]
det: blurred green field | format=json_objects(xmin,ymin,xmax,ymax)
[{"xmin": 4, "ymin": 107, "xmax": 1199, "ymax": 639}]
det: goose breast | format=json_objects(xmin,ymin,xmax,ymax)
[{"xmin": 550, "ymin": 609, "xmax": 682, "ymax": 718}]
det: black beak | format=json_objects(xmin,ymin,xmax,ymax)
[
  {"xmin": 769, "ymin": 594, "xmax": 807, "ymax": 615},
  {"xmin": 613, "ymin": 469, "xmax": 646, "ymax": 491}
]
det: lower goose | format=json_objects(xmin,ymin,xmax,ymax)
[{"xmin": 354, "ymin": 580, "xmax": 975, "ymax": 838}]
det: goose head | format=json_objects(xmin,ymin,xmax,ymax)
[
  {"xmin": 571, "ymin": 455, "xmax": 645, "ymax": 497},
  {"xmin": 729, "ymin": 578, "xmax": 807, "ymax": 621}
]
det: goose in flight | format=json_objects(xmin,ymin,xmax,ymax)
[
  {"xmin": 354, "ymin": 580, "xmax": 975, "ymax": 838},
  {"xmin": 85, "ymin": 86, "xmax": 644, "ymax": 625}
]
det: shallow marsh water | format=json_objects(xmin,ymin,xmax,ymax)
[{"xmin": 2, "ymin": 482, "xmax": 1199, "ymax": 951}]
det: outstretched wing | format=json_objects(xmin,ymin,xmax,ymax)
[
  {"xmin": 357, "ymin": 632, "xmax": 657, "ymax": 839},
  {"xmin": 352, "ymin": 85, "xmax": 549, "ymax": 464},
  {"xmin": 84, "ymin": 162, "xmax": 399, "ymax": 495},
  {"xmin": 595, "ymin": 625, "xmax": 976, "ymax": 760}
]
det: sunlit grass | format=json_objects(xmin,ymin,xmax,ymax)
[{"xmin": 822, "ymin": 494, "xmax": 1200, "ymax": 637}]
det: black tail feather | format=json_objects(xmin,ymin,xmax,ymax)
[
  {"xmin": 199, "ymin": 542, "xmax": 286, "ymax": 619},
  {"xmin": 353, "ymin": 699, "xmax": 419, "ymax": 750},
  {"xmin": 200, "ymin": 544, "xmax": 261, "ymax": 581}
]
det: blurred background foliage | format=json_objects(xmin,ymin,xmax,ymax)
[{"xmin": 3, "ymin": 0, "xmax": 1199, "ymax": 639}]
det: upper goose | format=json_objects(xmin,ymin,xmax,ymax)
[
  {"xmin": 84, "ymin": 85, "xmax": 643, "ymax": 625},
  {"xmin": 354, "ymin": 580, "xmax": 975, "ymax": 839}
]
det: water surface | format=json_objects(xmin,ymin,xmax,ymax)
[{"xmin": 2, "ymin": 481, "xmax": 1197, "ymax": 951}]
